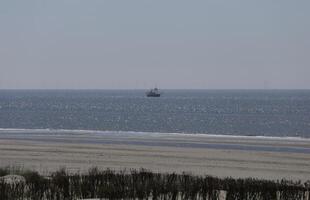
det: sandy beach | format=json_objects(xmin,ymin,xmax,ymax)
[{"xmin": 0, "ymin": 129, "xmax": 310, "ymax": 181}]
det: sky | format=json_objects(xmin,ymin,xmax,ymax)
[{"xmin": 0, "ymin": 0, "xmax": 309, "ymax": 89}]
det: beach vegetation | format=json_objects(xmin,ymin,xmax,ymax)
[{"xmin": 0, "ymin": 167, "xmax": 309, "ymax": 200}]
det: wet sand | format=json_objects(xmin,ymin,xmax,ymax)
[{"xmin": 0, "ymin": 130, "xmax": 310, "ymax": 181}]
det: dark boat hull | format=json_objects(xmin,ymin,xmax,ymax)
[{"xmin": 146, "ymin": 93, "xmax": 160, "ymax": 97}]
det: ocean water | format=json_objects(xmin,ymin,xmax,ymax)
[{"xmin": 0, "ymin": 90, "xmax": 310, "ymax": 138}]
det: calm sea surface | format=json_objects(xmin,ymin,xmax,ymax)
[{"xmin": 0, "ymin": 90, "xmax": 310, "ymax": 138}]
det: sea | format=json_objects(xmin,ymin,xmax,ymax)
[{"xmin": 0, "ymin": 89, "xmax": 310, "ymax": 138}]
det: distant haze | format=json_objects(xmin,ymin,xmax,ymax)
[{"xmin": 0, "ymin": 0, "xmax": 309, "ymax": 89}]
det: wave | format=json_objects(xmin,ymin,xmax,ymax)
[{"xmin": 0, "ymin": 128, "xmax": 310, "ymax": 142}]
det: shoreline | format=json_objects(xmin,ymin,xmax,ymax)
[
  {"xmin": 1, "ymin": 128, "xmax": 310, "ymax": 141},
  {"xmin": 1, "ymin": 129, "xmax": 310, "ymax": 181},
  {"xmin": 1, "ymin": 128, "xmax": 310, "ymax": 154}
]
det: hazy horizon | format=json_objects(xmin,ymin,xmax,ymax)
[
  {"xmin": 1, "ymin": 88, "xmax": 310, "ymax": 91},
  {"xmin": 1, "ymin": 1, "xmax": 309, "ymax": 90}
]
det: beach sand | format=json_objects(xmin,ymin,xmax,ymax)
[{"xmin": 0, "ymin": 130, "xmax": 310, "ymax": 181}]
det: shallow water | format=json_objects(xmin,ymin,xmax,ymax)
[{"xmin": 1, "ymin": 129, "xmax": 310, "ymax": 154}]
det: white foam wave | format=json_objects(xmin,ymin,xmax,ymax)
[{"xmin": 0, "ymin": 128, "xmax": 309, "ymax": 141}]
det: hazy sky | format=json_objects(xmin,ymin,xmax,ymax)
[{"xmin": 0, "ymin": 0, "xmax": 309, "ymax": 89}]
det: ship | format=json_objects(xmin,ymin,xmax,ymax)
[{"xmin": 146, "ymin": 88, "xmax": 161, "ymax": 97}]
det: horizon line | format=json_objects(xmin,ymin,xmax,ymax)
[{"xmin": 0, "ymin": 88, "xmax": 310, "ymax": 91}]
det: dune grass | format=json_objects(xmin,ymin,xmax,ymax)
[{"xmin": 0, "ymin": 167, "xmax": 309, "ymax": 200}]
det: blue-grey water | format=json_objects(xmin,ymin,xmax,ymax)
[{"xmin": 0, "ymin": 90, "xmax": 310, "ymax": 138}]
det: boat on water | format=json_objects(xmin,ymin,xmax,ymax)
[{"xmin": 146, "ymin": 88, "xmax": 161, "ymax": 97}]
